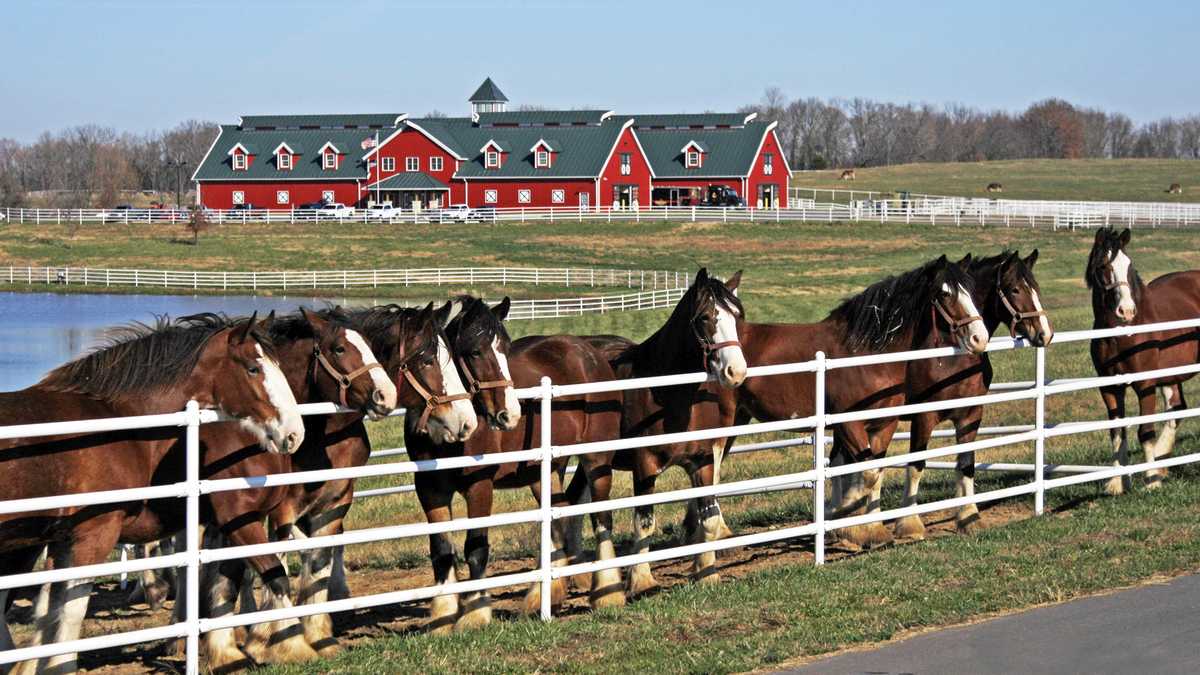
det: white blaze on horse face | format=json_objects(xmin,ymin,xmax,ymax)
[
  {"xmin": 1029, "ymin": 288, "xmax": 1053, "ymax": 343},
  {"xmin": 712, "ymin": 303, "xmax": 746, "ymax": 388},
  {"xmin": 428, "ymin": 334, "xmax": 477, "ymax": 444},
  {"xmin": 944, "ymin": 283, "xmax": 988, "ymax": 354},
  {"xmin": 345, "ymin": 329, "xmax": 398, "ymax": 414},
  {"xmin": 246, "ymin": 343, "xmax": 305, "ymax": 454},
  {"xmin": 1111, "ymin": 250, "xmax": 1137, "ymax": 321},
  {"xmin": 492, "ymin": 335, "xmax": 521, "ymax": 429}
]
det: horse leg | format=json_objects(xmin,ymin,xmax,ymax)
[
  {"xmin": 293, "ymin": 512, "xmax": 345, "ymax": 657},
  {"xmin": 1134, "ymin": 384, "xmax": 1163, "ymax": 489},
  {"xmin": 895, "ymin": 414, "xmax": 934, "ymax": 540},
  {"xmin": 582, "ymin": 462, "xmax": 624, "ymax": 609},
  {"xmin": 833, "ymin": 424, "xmax": 892, "ymax": 549},
  {"xmin": 626, "ymin": 473, "xmax": 660, "ymax": 598},
  {"xmin": 687, "ymin": 463, "xmax": 724, "ymax": 585},
  {"xmin": 0, "ymin": 547, "xmax": 46, "ymax": 658},
  {"xmin": 12, "ymin": 515, "xmax": 121, "ymax": 675},
  {"xmin": 1155, "ymin": 384, "xmax": 1185, "ymax": 467},
  {"xmin": 327, "ymin": 546, "xmax": 350, "ymax": 602},
  {"xmin": 562, "ymin": 462, "xmax": 593, "ymax": 593},
  {"xmin": 236, "ymin": 522, "xmax": 318, "ymax": 665},
  {"xmin": 1101, "ymin": 386, "xmax": 1130, "ymax": 495},
  {"xmin": 953, "ymin": 406, "xmax": 983, "ymax": 532},
  {"xmin": 710, "ymin": 435, "xmax": 736, "ymax": 540},
  {"xmin": 199, "ymin": 530, "xmax": 253, "ymax": 674},
  {"xmin": 416, "ymin": 473, "xmax": 459, "ymax": 634},
  {"xmin": 523, "ymin": 470, "xmax": 569, "ymax": 616},
  {"xmin": 456, "ymin": 477, "xmax": 494, "ymax": 631}
]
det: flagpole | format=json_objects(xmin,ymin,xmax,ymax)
[{"xmin": 375, "ymin": 130, "xmax": 381, "ymax": 208}]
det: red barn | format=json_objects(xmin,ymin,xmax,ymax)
[{"xmin": 193, "ymin": 79, "xmax": 788, "ymax": 210}]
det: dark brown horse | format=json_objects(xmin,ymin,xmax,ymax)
[
  {"xmin": 892, "ymin": 251, "xmax": 1053, "ymax": 540},
  {"xmin": 1088, "ymin": 227, "xmax": 1200, "ymax": 494},
  {"xmin": 0, "ymin": 314, "xmax": 306, "ymax": 675},
  {"xmin": 196, "ymin": 302, "xmax": 473, "ymax": 670},
  {"xmin": 725, "ymin": 256, "xmax": 989, "ymax": 550},
  {"xmin": 576, "ymin": 268, "xmax": 748, "ymax": 597}
]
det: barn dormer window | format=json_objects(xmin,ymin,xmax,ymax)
[
  {"xmin": 319, "ymin": 142, "xmax": 340, "ymax": 170},
  {"xmin": 232, "ymin": 153, "xmax": 247, "ymax": 170},
  {"xmin": 686, "ymin": 151, "xmax": 700, "ymax": 168},
  {"xmin": 278, "ymin": 153, "xmax": 292, "ymax": 170},
  {"xmin": 535, "ymin": 150, "xmax": 549, "ymax": 168},
  {"xmin": 323, "ymin": 152, "xmax": 336, "ymax": 169},
  {"xmin": 273, "ymin": 142, "xmax": 295, "ymax": 171},
  {"xmin": 682, "ymin": 140, "xmax": 705, "ymax": 169},
  {"xmin": 764, "ymin": 152, "xmax": 774, "ymax": 175},
  {"xmin": 486, "ymin": 150, "xmax": 500, "ymax": 168}
]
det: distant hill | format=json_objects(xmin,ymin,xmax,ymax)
[{"xmin": 790, "ymin": 159, "xmax": 1198, "ymax": 203}]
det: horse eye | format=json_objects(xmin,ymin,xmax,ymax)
[
  {"xmin": 247, "ymin": 365, "xmax": 261, "ymax": 375},
  {"xmin": 333, "ymin": 345, "xmax": 346, "ymax": 355}
]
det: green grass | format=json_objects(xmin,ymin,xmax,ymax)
[
  {"xmin": 790, "ymin": 159, "xmax": 1200, "ymax": 203},
  {"xmin": 264, "ymin": 469, "xmax": 1200, "ymax": 674}
]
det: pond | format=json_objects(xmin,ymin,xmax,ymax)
[{"xmin": 0, "ymin": 291, "xmax": 380, "ymax": 391}]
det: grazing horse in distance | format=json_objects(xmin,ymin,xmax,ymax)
[
  {"xmin": 724, "ymin": 256, "xmax": 989, "ymax": 550},
  {"xmin": 577, "ymin": 268, "xmax": 747, "ymax": 598},
  {"xmin": 0, "ymin": 314, "xmax": 305, "ymax": 675},
  {"xmin": 986, "ymin": 182, "xmax": 1004, "ymax": 193},
  {"xmin": 1166, "ymin": 183, "xmax": 1183, "ymax": 194},
  {"xmin": 893, "ymin": 251, "xmax": 1053, "ymax": 540},
  {"xmin": 840, "ymin": 169, "xmax": 856, "ymax": 181},
  {"xmin": 1088, "ymin": 227, "xmax": 1200, "ymax": 494}
]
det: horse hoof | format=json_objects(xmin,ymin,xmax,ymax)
[
  {"xmin": 1104, "ymin": 476, "xmax": 1127, "ymax": 496},
  {"xmin": 591, "ymin": 588, "xmax": 626, "ymax": 610},
  {"xmin": 314, "ymin": 641, "xmax": 342, "ymax": 659},
  {"xmin": 568, "ymin": 572, "xmax": 593, "ymax": 593},
  {"xmin": 840, "ymin": 522, "xmax": 893, "ymax": 550},
  {"xmin": 522, "ymin": 580, "xmax": 565, "ymax": 616},
  {"xmin": 455, "ymin": 604, "xmax": 492, "ymax": 631},
  {"xmin": 626, "ymin": 569, "xmax": 660, "ymax": 599},
  {"xmin": 245, "ymin": 630, "xmax": 319, "ymax": 664},
  {"xmin": 894, "ymin": 515, "xmax": 927, "ymax": 540},
  {"xmin": 693, "ymin": 570, "xmax": 721, "ymax": 586}
]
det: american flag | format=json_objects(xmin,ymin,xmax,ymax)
[{"xmin": 361, "ymin": 136, "xmax": 377, "ymax": 150}]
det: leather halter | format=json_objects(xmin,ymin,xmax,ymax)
[
  {"xmin": 456, "ymin": 353, "xmax": 512, "ymax": 395},
  {"xmin": 933, "ymin": 296, "xmax": 981, "ymax": 338},
  {"xmin": 997, "ymin": 288, "xmax": 1047, "ymax": 332},
  {"xmin": 312, "ymin": 344, "xmax": 385, "ymax": 409},
  {"xmin": 396, "ymin": 338, "xmax": 471, "ymax": 434}
]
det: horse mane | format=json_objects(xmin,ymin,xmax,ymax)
[
  {"xmin": 448, "ymin": 295, "xmax": 510, "ymax": 347},
  {"xmin": 828, "ymin": 256, "xmax": 973, "ymax": 351},
  {"xmin": 1085, "ymin": 227, "xmax": 1143, "ymax": 293},
  {"xmin": 337, "ymin": 304, "xmax": 437, "ymax": 364},
  {"xmin": 39, "ymin": 313, "xmax": 271, "ymax": 402},
  {"xmin": 618, "ymin": 272, "xmax": 743, "ymax": 366},
  {"xmin": 969, "ymin": 251, "xmax": 1039, "ymax": 293},
  {"xmin": 270, "ymin": 306, "xmax": 352, "ymax": 344}
]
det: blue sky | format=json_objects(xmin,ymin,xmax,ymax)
[{"xmin": 2, "ymin": 0, "xmax": 1195, "ymax": 141}]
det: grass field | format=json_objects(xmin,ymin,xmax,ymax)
[
  {"xmin": 790, "ymin": 159, "xmax": 1200, "ymax": 203},
  {"xmin": 6, "ymin": 209, "xmax": 1200, "ymax": 670}
]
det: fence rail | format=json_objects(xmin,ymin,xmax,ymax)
[{"xmin": 4, "ymin": 316, "xmax": 1200, "ymax": 673}]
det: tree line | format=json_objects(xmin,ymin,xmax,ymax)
[
  {"xmin": 0, "ymin": 120, "xmax": 217, "ymax": 208},
  {"xmin": 741, "ymin": 89, "xmax": 1200, "ymax": 170}
]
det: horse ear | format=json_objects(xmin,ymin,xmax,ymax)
[
  {"xmin": 418, "ymin": 301, "xmax": 434, "ymax": 321},
  {"xmin": 493, "ymin": 296, "xmax": 512, "ymax": 321},
  {"xmin": 694, "ymin": 267, "xmax": 708, "ymax": 285},
  {"xmin": 1025, "ymin": 249, "xmax": 1039, "ymax": 268},
  {"xmin": 300, "ymin": 307, "xmax": 326, "ymax": 332},
  {"xmin": 258, "ymin": 310, "xmax": 276, "ymax": 333},
  {"xmin": 1095, "ymin": 228, "xmax": 1107, "ymax": 245},
  {"xmin": 433, "ymin": 301, "xmax": 454, "ymax": 328},
  {"xmin": 1119, "ymin": 228, "xmax": 1131, "ymax": 247},
  {"xmin": 956, "ymin": 253, "xmax": 972, "ymax": 267},
  {"xmin": 725, "ymin": 270, "xmax": 742, "ymax": 294},
  {"xmin": 234, "ymin": 311, "xmax": 257, "ymax": 344}
]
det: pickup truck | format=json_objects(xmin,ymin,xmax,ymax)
[
  {"xmin": 365, "ymin": 204, "xmax": 397, "ymax": 221},
  {"xmin": 316, "ymin": 203, "xmax": 356, "ymax": 218}
]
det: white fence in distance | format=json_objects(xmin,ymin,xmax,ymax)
[{"xmin": 4, "ymin": 315, "xmax": 1200, "ymax": 673}]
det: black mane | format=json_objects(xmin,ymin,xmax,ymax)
[
  {"xmin": 829, "ymin": 256, "xmax": 973, "ymax": 351},
  {"xmin": 337, "ymin": 304, "xmax": 438, "ymax": 365},
  {"xmin": 1086, "ymin": 227, "xmax": 1142, "ymax": 291},
  {"xmin": 39, "ymin": 313, "xmax": 271, "ymax": 401},
  {"xmin": 270, "ymin": 306, "xmax": 353, "ymax": 345},
  {"xmin": 447, "ymin": 295, "xmax": 510, "ymax": 348},
  {"xmin": 969, "ymin": 251, "xmax": 1040, "ymax": 294},
  {"xmin": 620, "ymin": 270, "xmax": 743, "ymax": 367}
]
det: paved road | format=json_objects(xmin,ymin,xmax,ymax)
[{"xmin": 788, "ymin": 573, "xmax": 1200, "ymax": 675}]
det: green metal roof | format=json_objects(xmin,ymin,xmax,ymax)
[
  {"xmin": 629, "ymin": 113, "xmax": 755, "ymax": 129},
  {"xmin": 240, "ymin": 114, "xmax": 404, "ymax": 130},
  {"xmin": 369, "ymin": 172, "xmax": 449, "ymax": 190},
  {"xmin": 476, "ymin": 110, "xmax": 612, "ymax": 126},
  {"xmin": 637, "ymin": 127, "xmax": 767, "ymax": 177},
  {"xmin": 194, "ymin": 125, "xmax": 372, "ymax": 180},
  {"xmin": 407, "ymin": 117, "xmax": 626, "ymax": 178},
  {"xmin": 469, "ymin": 77, "xmax": 508, "ymax": 102}
]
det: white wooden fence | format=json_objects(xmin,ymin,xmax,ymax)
[{"xmin": 4, "ymin": 315, "xmax": 1200, "ymax": 673}]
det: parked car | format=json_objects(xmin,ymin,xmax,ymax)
[
  {"xmin": 298, "ymin": 201, "xmax": 326, "ymax": 210},
  {"xmin": 231, "ymin": 203, "xmax": 257, "ymax": 211},
  {"xmin": 317, "ymin": 203, "xmax": 356, "ymax": 218},
  {"xmin": 701, "ymin": 186, "xmax": 745, "ymax": 207},
  {"xmin": 102, "ymin": 204, "xmax": 135, "ymax": 223},
  {"xmin": 365, "ymin": 204, "xmax": 397, "ymax": 221},
  {"xmin": 434, "ymin": 204, "xmax": 494, "ymax": 222}
]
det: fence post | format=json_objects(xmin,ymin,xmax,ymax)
[
  {"xmin": 813, "ymin": 351, "xmax": 826, "ymax": 565},
  {"xmin": 184, "ymin": 400, "xmax": 201, "ymax": 675},
  {"xmin": 538, "ymin": 376, "xmax": 554, "ymax": 621},
  {"xmin": 1034, "ymin": 346, "xmax": 1046, "ymax": 516}
]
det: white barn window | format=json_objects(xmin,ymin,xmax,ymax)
[
  {"xmin": 232, "ymin": 153, "xmax": 247, "ymax": 170},
  {"xmin": 535, "ymin": 151, "xmax": 549, "ymax": 168},
  {"xmin": 551, "ymin": 189, "xmax": 565, "ymax": 204},
  {"xmin": 232, "ymin": 191, "xmax": 244, "ymax": 205},
  {"xmin": 518, "ymin": 189, "xmax": 532, "ymax": 204},
  {"xmin": 485, "ymin": 151, "xmax": 500, "ymax": 168},
  {"xmin": 324, "ymin": 152, "xmax": 337, "ymax": 169},
  {"xmin": 406, "ymin": 156, "xmax": 419, "ymax": 172},
  {"xmin": 322, "ymin": 190, "xmax": 335, "ymax": 203},
  {"xmin": 483, "ymin": 189, "xmax": 498, "ymax": 204},
  {"xmin": 764, "ymin": 153, "xmax": 774, "ymax": 175},
  {"xmin": 430, "ymin": 156, "xmax": 444, "ymax": 172},
  {"xmin": 620, "ymin": 152, "xmax": 631, "ymax": 175},
  {"xmin": 686, "ymin": 151, "xmax": 700, "ymax": 168},
  {"xmin": 276, "ymin": 190, "xmax": 290, "ymax": 205},
  {"xmin": 278, "ymin": 153, "xmax": 292, "ymax": 170},
  {"xmin": 381, "ymin": 157, "xmax": 395, "ymax": 172}
]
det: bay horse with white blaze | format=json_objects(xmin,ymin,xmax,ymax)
[
  {"xmin": 892, "ymin": 251, "xmax": 1053, "ymax": 540},
  {"xmin": 724, "ymin": 256, "xmax": 989, "ymax": 549},
  {"xmin": 0, "ymin": 314, "xmax": 306, "ymax": 675},
  {"xmin": 576, "ymin": 268, "xmax": 747, "ymax": 597},
  {"xmin": 1088, "ymin": 227, "xmax": 1200, "ymax": 493}
]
